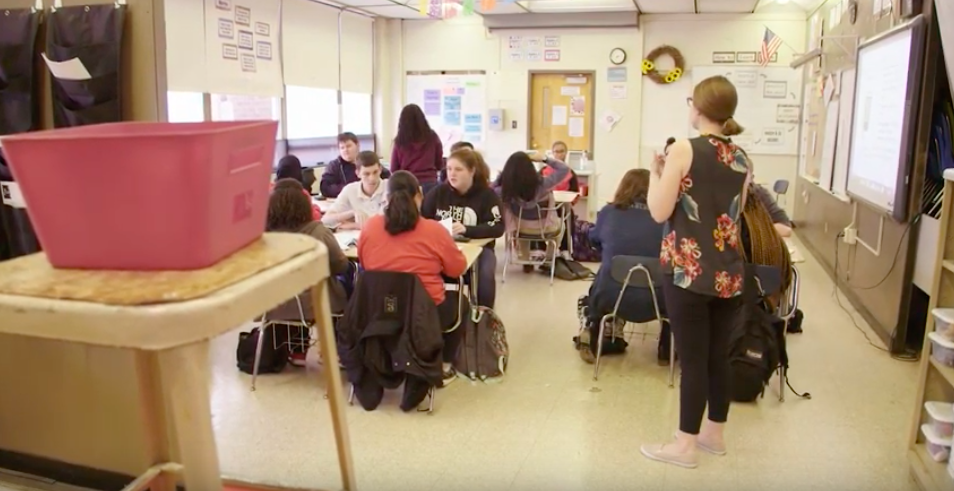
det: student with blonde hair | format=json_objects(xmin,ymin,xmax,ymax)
[{"xmin": 642, "ymin": 75, "xmax": 751, "ymax": 468}]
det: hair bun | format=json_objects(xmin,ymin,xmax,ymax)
[
  {"xmin": 666, "ymin": 137, "xmax": 676, "ymax": 145},
  {"xmin": 722, "ymin": 117, "xmax": 744, "ymax": 137}
]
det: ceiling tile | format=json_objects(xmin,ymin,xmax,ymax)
[
  {"xmin": 635, "ymin": 0, "xmax": 694, "ymax": 13},
  {"xmin": 525, "ymin": 0, "xmax": 635, "ymax": 13},
  {"xmin": 335, "ymin": 0, "xmax": 402, "ymax": 6},
  {"xmin": 697, "ymin": 0, "xmax": 760, "ymax": 13},
  {"xmin": 363, "ymin": 4, "xmax": 426, "ymax": 18},
  {"xmin": 477, "ymin": 2, "xmax": 528, "ymax": 14}
]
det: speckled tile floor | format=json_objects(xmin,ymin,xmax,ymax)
[{"xmin": 208, "ymin": 237, "xmax": 920, "ymax": 491}]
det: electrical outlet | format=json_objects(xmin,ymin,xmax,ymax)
[
  {"xmin": 511, "ymin": 120, "xmax": 517, "ymax": 129},
  {"xmin": 843, "ymin": 227, "xmax": 858, "ymax": 245}
]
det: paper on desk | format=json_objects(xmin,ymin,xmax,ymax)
[
  {"xmin": 440, "ymin": 218, "xmax": 454, "ymax": 236},
  {"xmin": 334, "ymin": 230, "xmax": 360, "ymax": 250},
  {"xmin": 41, "ymin": 53, "xmax": 91, "ymax": 81}
]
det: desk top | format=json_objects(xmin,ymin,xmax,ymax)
[
  {"xmin": 341, "ymin": 234, "xmax": 490, "ymax": 268},
  {"xmin": 0, "ymin": 233, "xmax": 329, "ymax": 350},
  {"xmin": 313, "ymin": 197, "xmax": 335, "ymax": 212},
  {"xmin": 553, "ymin": 191, "xmax": 579, "ymax": 204}
]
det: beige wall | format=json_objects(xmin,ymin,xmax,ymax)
[{"xmin": 0, "ymin": 0, "xmax": 167, "ymax": 476}]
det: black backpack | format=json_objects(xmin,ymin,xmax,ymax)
[
  {"xmin": 237, "ymin": 327, "xmax": 288, "ymax": 375},
  {"xmin": 728, "ymin": 266, "xmax": 780, "ymax": 402}
]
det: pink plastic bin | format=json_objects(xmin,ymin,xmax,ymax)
[{"xmin": 0, "ymin": 121, "xmax": 278, "ymax": 270}]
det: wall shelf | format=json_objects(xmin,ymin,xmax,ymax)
[{"xmin": 909, "ymin": 175, "xmax": 954, "ymax": 491}]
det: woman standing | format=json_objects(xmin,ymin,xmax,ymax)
[
  {"xmin": 641, "ymin": 76, "xmax": 750, "ymax": 469},
  {"xmin": 391, "ymin": 104, "xmax": 443, "ymax": 195}
]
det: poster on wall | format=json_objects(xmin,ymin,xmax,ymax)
[
  {"xmin": 406, "ymin": 74, "xmax": 487, "ymax": 152},
  {"xmin": 204, "ymin": 0, "xmax": 283, "ymax": 97}
]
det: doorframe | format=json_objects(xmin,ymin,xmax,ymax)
[{"xmin": 526, "ymin": 70, "xmax": 597, "ymax": 158}]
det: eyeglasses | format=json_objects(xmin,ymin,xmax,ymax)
[{"xmin": 686, "ymin": 97, "xmax": 694, "ymax": 107}]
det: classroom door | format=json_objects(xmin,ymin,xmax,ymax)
[{"xmin": 528, "ymin": 73, "xmax": 594, "ymax": 155}]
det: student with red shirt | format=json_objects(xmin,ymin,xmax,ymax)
[{"xmin": 358, "ymin": 170, "xmax": 468, "ymax": 385}]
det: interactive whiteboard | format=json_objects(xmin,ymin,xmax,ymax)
[
  {"xmin": 845, "ymin": 15, "xmax": 926, "ymax": 221},
  {"xmin": 691, "ymin": 65, "xmax": 803, "ymax": 156}
]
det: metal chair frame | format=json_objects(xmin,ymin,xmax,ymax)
[
  {"xmin": 588, "ymin": 256, "xmax": 674, "ymax": 386},
  {"xmin": 502, "ymin": 200, "xmax": 567, "ymax": 286}
]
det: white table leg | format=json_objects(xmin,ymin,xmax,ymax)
[
  {"xmin": 311, "ymin": 280, "xmax": 357, "ymax": 491},
  {"xmin": 156, "ymin": 341, "xmax": 222, "ymax": 490}
]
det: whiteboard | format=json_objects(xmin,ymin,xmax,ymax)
[
  {"xmin": 691, "ymin": 65, "xmax": 803, "ymax": 156},
  {"xmin": 406, "ymin": 74, "xmax": 487, "ymax": 154}
]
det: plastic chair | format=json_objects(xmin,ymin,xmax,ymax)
[
  {"xmin": 502, "ymin": 196, "xmax": 567, "ymax": 286},
  {"xmin": 591, "ymin": 255, "xmax": 674, "ymax": 385},
  {"xmin": 773, "ymin": 179, "xmax": 790, "ymax": 205}
]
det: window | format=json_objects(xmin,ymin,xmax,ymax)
[
  {"xmin": 285, "ymin": 85, "xmax": 339, "ymax": 140},
  {"xmin": 166, "ymin": 91, "xmax": 204, "ymax": 123},
  {"xmin": 210, "ymin": 94, "xmax": 283, "ymax": 140},
  {"xmin": 341, "ymin": 91, "xmax": 372, "ymax": 136}
]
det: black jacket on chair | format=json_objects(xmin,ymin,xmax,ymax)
[{"xmin": 337, "ymin": 271, "xmax": 444, "ymax": 389}]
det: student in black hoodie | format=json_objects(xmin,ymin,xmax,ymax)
[
  {"xmin": 422, "ymin": 148, "xmax": 504, "ymax": 308},
  {"xmin": 320, "ymin": 132, "xmax": 390, "ymax": 198}
]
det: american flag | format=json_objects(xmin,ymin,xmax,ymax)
[{"xmin": 760, "ymin": 27, "xmax": 782, "ymax": 67}]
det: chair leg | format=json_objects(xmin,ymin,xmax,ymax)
[
  {"xmin": 502, "ymin": 240, "xmax": 511, "ymax": 284},
  {"xmin": 778, "ymin": 365, "xmax": 786, "ymax": 402},
  {"xmin": 250, "ymin": 325, "xmax": 268, "ymax": 392},
  {"xmin": 593, "ymin": 314, "xmax": 611, "ymax": 380},
  {"xmin": 427, "ymin": 387, "xmax": 435, "ymax": 415},
  {"xmin": 548, "ymin": 241, "xmax": 557, "ymax": 286},
  {"xmin": 668, "ymin": 332, "xmax": 675, "ymax": 388},
  {"xmin": 348, "ymin": 384, "xmax": 355, "ymax": 406}
]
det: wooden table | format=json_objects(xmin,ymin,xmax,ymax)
[{"xmin": 0, "ymin": 233, "xmax": 355, "ymax": 491}]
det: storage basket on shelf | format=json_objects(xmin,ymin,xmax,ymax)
[
  {"xmin": 933, "ymin": 308, "xmax": 954, "ymax": 341},
  {"xmin": 0, "ymin": 121, "xmax": 278, "ymax": 270},
  {"xmin": 922, "ymin": 423, "xmax": 952, "ymax": 463},
  {"xmin": 926, "ymin": 401, "xmax": 954, "ymax": 439},
  {"xmin": 930, "ymin": 332, "xmax": 954, "ymax": 367}
]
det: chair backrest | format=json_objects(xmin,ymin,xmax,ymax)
[
  {"xmin": 510, "ymin": 192, "xmax": 564, "ymax": 236},
  {"xmin": 752, "ymin": 264, "xmax": 782, "ymax": 296},
  {"xmin": 609, "ymin": 255, "xmax": 662, "ymax": 289},
  {"xmin": 773, "ymin": 179, "xmax": 790, "ymax": 195}
]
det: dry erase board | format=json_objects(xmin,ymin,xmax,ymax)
[{"xmin": 690, "ymin": 65, "xmax": 803, "ymax": 156}]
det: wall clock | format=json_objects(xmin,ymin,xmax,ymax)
[{"xmin": 610, "ymin": 48, "xmax": 627, "ymax": 65}]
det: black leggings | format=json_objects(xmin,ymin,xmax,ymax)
[{"xmin": 663, "ymin": 279, "xmax": 742, "ymax": 435}]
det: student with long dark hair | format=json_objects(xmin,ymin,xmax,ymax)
[
  {"xmin": 391, "ymin": 104, "xmax": 443, "ymax": 195},
  {"xmin": 423, "ymin": 148, "xmax": 503, "ymax": 308},
  {"xmin": 358, "ymin": 171, "xmax": 467, "ymax": 385},
  {"xmin": 641, "ymin": 76, "xmax": 751, "ymax": 468},
  {"xmin": 496, "ymin": 150, "xmax": 570, "ymax": 268}
]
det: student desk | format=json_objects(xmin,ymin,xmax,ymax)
[
  {"xmin": 313, "ymin": 197, "xmax": 336, "ymax": 213},
  {"xmin": 338, "ymin": 234, "xmax": 490, "ymax": 307},
  {"xmin": 0, "ymin": 234, "xmax": 356, "ymax": 491}
]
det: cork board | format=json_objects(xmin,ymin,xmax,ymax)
[{"xmin": 0, "ymin": 233, "xmax": 319, "ymax": 306}]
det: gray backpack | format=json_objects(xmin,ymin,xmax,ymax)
[{"xmin": 454, "ymin": 306, "xmax": 509, "ymax": 381}]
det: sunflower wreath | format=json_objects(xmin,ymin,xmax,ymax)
[{"xmin": 641, "ymin": 45, "xmax": 686, "ymax": 85}]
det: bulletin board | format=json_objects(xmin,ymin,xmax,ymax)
[
  {"xmin": 691, "ymin": 65, "xmax": 803, "ymax": 156},
  {"xmin": 405, "ymin": 73, "xmax": 487, "ymax": 153}
]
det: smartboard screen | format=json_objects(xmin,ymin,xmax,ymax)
[{"xmin": 845, "ymin": 15, "xmax": 926, "ymax": 221}]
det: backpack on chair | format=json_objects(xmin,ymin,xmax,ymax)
[
  {"xmin": 454, "ymin": 306, "xmax": 509, "ymax": 381},
  {"xmin": 727, "ymin": 266, "xmax": 780, "ymax": 402},
  {"xmin": 571, "ymin": 219, "xmax": 601, "ymax": 263}
]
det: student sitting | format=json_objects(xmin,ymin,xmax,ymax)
[
  {"xmin": 576, "ymin": 169, "xmax": 670, "ymax": 364},
  {"xmin": 438, "ymin": 141, "xmax": 474, "ymax": 183},
  {"xmin": 275, "ymin": 155, "xmax": 322, "ymax": 220},
  {"xmin": 423, "ymin": 148, "xmax": 503, "ymax": 308},
  {"xmin": 358, "ymin": 171, "xmax": 468, "ymax": 386},
  {"xmin": 320, "ymin": 132, "xmax": 391, "ymax": 198},
  {"xmin": 496, "ymin": 150, "xmax": 570, "ymax": 270},
  {"xmin": 539, "ymin": 141, "xmax": 580, "ymax": 256},
  {"xmin": 267, "ymin": 178, "xmax": 350, "ymax": 365},
  {"xmin": 322, "ymin": 151, "xmax": 388, "ymax": 231}
]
